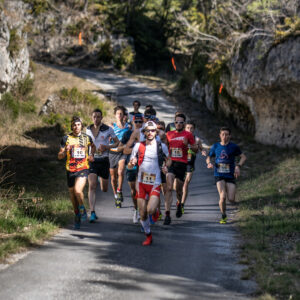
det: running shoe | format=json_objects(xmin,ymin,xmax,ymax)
[
  {"xmin": 117, "ymin": 190, "xmax": 123, "ymax": 203},
  {"xmin": 219, "ymin": 215, "xmax": 227, "ymax": 224},
  {"xmin": 176, "ymin": 203, "xmax": 182, "ymax": 218},
  {"xmin": 151, "ymin": 209, "xmax": 160, "ymax": 223},
  {"xmin": 181, "ymin": 204, "xmax": 185, "ymax": 215},
  {"xmin": 133, "ymin": 209, "xmax": 139, "ymax": 224},
  {"xmin": 79, "ymin": 205, "xmax": 87, "ymax": 222},
  {"xmin": 115, "ymin": 199, "xmax": 121, "ymax": 208},
  {"xmin": 89, "ymin": 211, "xmax": 97, "ymax": 223},
  {"xmin": 74, "ymin": 213, "xmax": 81, "ymax": 229},
  {"xmin": 163, "ymin": 214, "xmax": 171, "ymax": 225},
  {"xmin": 142, "ymin": 233, "xmax": 152, "ymax": 246}
]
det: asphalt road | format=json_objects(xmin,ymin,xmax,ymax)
[{"xmin": 0, "ymin": 68, "xmax": 256, "ymax": 299}]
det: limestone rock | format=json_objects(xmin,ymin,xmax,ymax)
[{"xmin": 39, "ymin": 94, "xmax": 60, "ymax": 115}]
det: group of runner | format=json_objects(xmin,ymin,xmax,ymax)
[{"xmin": 58, "ymin": 100, "xmax": 246, "ymax": 245}]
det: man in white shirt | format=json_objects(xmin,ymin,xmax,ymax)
[{"xmin": 128, "ymin": 121, "xmax": 170, "ymax": 246}]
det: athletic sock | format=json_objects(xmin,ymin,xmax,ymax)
[
  {"xmin": 114, "ymin": 194, "xmax": 118, "ymax": 199},
  {"xmin": 140, "ymin": 217, "xmax": 151, "ymax": 234}
]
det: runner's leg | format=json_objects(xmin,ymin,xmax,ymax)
[
  {"xmin": 181, "ymin": 172, "xmax": 193, "ymax": 205},
  {"xmin": 88, "ymin": 173, "xmax": 98, "ymax": 211},
  {"xmin": 117, "ymin": 159, "xmax": 126, "ymax": 191},
  {"xmin": 74, "ymin": 176, "xmax": 87, "ymax": 206},
  {"xmin": 100, "ymin": 178, "xmax": 108, "ymax": 192},
  {"xmin": 68, "ymin": 187, "xmax": 79, "ymax": 213},
  {"xmin": 226, "ymin": 182, "xmax": 236, "ymax": 204},
  {"xmin": 216, "ymin": 180, "xmax": 227, "ymax": 218},
  {"xmin": 110, "ymin": 168, "xmax": 118, "ymax": 196}
]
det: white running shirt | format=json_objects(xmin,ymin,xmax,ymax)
[{"xmin": 131, "ymin": 140, "xmax": 169, "ymax": 185}]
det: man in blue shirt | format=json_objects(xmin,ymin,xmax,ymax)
[{"xmin": 206, "ymin": 127, "xmax": 246, "ymax": 224}]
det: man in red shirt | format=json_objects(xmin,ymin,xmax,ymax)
[{"xmin": 164, "ymin": 113, "xmax": 198, "ymax": 225}]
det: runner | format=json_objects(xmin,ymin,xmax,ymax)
[
  {"xmin": 58, "ymin": 116, "xmax": 95, "ymax": 229},
  {"xmin": 86, "ymin": 109, "xmax": 119, "ymax": 222},
  {"xmin": 206, "ymin": 127, "xmax": 246, "ymax": 224},
  {"xmin": 118, "ymin": 113, "xmax": 144, "ymax": 223},
  {"xmin": 128, "ymin": 121, "xmax": 169, "ymax": 245},
  {"xmin": 164, "ymin": 113, "xmax": 198, "ymax": 225},
  {"xmin": 176, "ymin": 120, "xmax": 206, "ymax": 218},
  {"xmin": 129, "ymin": 100, "xmax": 143, "ymax": 123},
  {"xmin": 109, "ymin": 105, "xmax": 130, "ymax": 208},
  {"xmin": 166, "ymin": 111, "xmax": 183, "ymax": 132}
]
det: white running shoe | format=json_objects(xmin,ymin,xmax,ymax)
[{"xmin": 133, "ymin": 209, "xmax": 140, "ymax": 224}]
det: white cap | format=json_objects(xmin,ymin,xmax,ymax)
[{"xmin": 142, "ymin": 121, "xmax": 157, "ymax": 131}]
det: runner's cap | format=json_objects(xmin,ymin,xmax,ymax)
[{"xmin": 142, "ymin": 121, "xmax": 157, "ymax": 131}]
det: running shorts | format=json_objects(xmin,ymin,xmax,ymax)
[
  {"xmin": 89, "ymin": 157, "xmax": 110, "ymax": 179},
  {"xmin": 109, "ymin": 151, "xmax": 127, "ymax": 169},
  {"xmin": 168, "ymin": 161, "xmax": 187, "ymax": 182},
  {"xmin": 215, "ymin": 176, "xmax": 236, "ymax": 185},
  {"xmin": 66, "ymin": 169, "xmax": 89, "ymax": 188},
  {"xmin": 137, "ymin": 182, "xmax": 161, "ymax": 200},
  {"xmin": 126, "ymin": 166, "xmax": 138, "ymax": 182}
]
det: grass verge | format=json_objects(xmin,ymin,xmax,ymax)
[{"xmin": 0, "ymin": 62, "xmax": 114, "ymax": 263}]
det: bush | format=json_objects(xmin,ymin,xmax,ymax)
[
  {"xmin": 8, "ymin": 28, "xmax": 21, "ymax": 58},
  {"xmin": 23, "ymin": 0, "xmax": 49, "ymax": 15},
  {"xmin": 16, "ymin": 75, "xmax": 34, "ymax": 98},
  {"xmin": 98, "ymin": 40, "xmax": 113, "ymax": 63},
  {"xmin": 113, "ymin": 44, "xmax": 135, "ymax": 70},
  {"xmin": 1, "ymin": 92, "xmax": 20, "ymax": 119}
]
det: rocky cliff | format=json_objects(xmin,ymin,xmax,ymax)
[
  {"xmin": 0, "ymin": 1, "xmax": 30, "ymax": 94},
  {"xmin": 191, "ymin": 35, "xmax": 300, "ymax": 149}
]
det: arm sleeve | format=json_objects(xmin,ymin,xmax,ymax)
[
  {"xmin": 208, "ymin": 144, "xmax": 216, "ymax": 157},
  {"xmin": 130, "ymin": 143, "xmax": 140, "ymax": 160},
  {"xmin": 188, "ymin": 132, "xmax": 195, "ymax": 145}
]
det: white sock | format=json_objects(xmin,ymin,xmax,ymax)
[
  {"xmin": 140, "ymin": 217, "xmax": 151, "ymax": 234},
  {"xmin": 114, "ymin": 194, "xmax": 118, "ymax": 199}
]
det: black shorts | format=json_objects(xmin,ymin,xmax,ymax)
[
  {"xmin": 109, "ymin": 151, "xmax": 127, "ymax": 169},
  {"xmin": 168, "ymin": 161, "xmax": 187, "ymax": 182},
  {"xmin": 126, "ymin": 166, "xmax": 138, "ymax": 182},
  {"xmin": 89, "ymin": 157, "xmax": 110, "ymax": 179},
  {"xmin": 215, "ymin": 176, "xmax": 236, "ymax": 185},
  {"xmin": 66, "ymin": 169, "xmax": 89, "ymax": 188}
]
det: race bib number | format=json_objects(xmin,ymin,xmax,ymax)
[
  {"xmin": 217, "ymin": 163, "xmax": 230, "ymax": 173},
  {"xmin": 171, "ymin": 148, "xmax": 183, "ymax": 158},
  {"xmin": 72, "ymin": 146, "xmax": 85, "ymax": 159},
  {"xmin": 141, "ymin": 172, "xmax": 156, "ymax": 185}
]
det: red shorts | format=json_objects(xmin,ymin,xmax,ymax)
[{"xmin": 137, "ymin": 182, "xmax": 161, "ymax": 200}]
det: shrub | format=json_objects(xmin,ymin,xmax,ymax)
[
  {"xmin": 98, "ymin": 40, "xmax": 113, "ymax": 63},
  {"xmin": 23, "ymin": 0, "xmax": 49, "ymax": 15},
  {"xmin": 1, "ymin": 92, "xmax": 20, "ymax": 119},
  {"xmin": 8, "ymin": 28, "xmax": 21, "ymax": 58},
  {"xmin": 113, "ymin": 44, "xmax": 135, "ymax": 70},
  {"xmin": 16, "ymin": 75, "xmax": 34, "ymax": 98}
]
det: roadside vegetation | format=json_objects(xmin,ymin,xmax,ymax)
[{"xmin": 0, "ymin": 62, "xmax": 113, "ymax": 262}]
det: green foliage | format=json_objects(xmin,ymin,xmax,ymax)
[
  {"xmin": 65, "ymin": 20, "xmax": 85, "ymax": 37},
  {"xmin": 0, "ymin": 75, "xmax": 37, "ymax": 119},
  {"xmin": 98, "ymin": 40, "xmax": 113, "ymax": 63},
  {"xmin": 8, "ymin": 28, "xmax": 21, "ymax": 58},
  {"xmin": 23, "ymin": 0, "xmax": 49, "ymax": 15},
  {"xmin": 113, "ymin": 44, "xmax": 135, "ymax": 70}
]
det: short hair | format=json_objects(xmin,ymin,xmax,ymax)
[
  {"xmin": 71, "ymin": 116, "xmax": 82, "ymax": 130},
  {"xmin": 157, "ymin": 120, "xmax": 165, "ymax": 130},
  {"xmin": 114, "ymin": 105, "xmax": 125, "ymax": 115},
  {"xmin": 132, "ymin": 100, "xmax": 141, "ymax": 106},
  {"xmin": 175, "ymin": 111, "xmax": 183, "ymax": 116},
  {"xmin": 92, "ymin": 108, "xmax": 102, "ymax": 115},
  {"xmin": 175, "ymin": 113, "xmax": 186, "ymax": 122},
  {"xmin": 186, "ymin": 120, "xmax": 195, "ymax": 128},
  {"xmin": 220, "ymin": 126, "xmax": 231, "ymax": 134},
  {"xmin": 144, "ymin": 108, "xmax": 156, "ymax": 116},
  {"xmin": 145, "ymin": 104, "xmax": 153, "ymax": 109}
]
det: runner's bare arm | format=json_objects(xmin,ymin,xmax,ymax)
[
  {"xmin": 58, "ymin": 144, "xmax": 71, "ymax": 160},
  {"xmin": 99, "ymin": 136, "xmax": 119, "ymax": 152},
  {"xmin": 234, "ymin": 153, "xmax": 247, "ymax": 178},
  {"xmin": 124, "ymin": 130, "xmax": 138, "ymax": 154},
  {"xmin": 206, "ymin": 155, "xmax": 213, "ymax": 169}
]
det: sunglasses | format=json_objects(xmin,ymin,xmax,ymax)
[
  {"xmin": 145, "ymin": 129, "xmax": 156, "ymax": 133},
  {"xmin": 134, "ymin": 120, "xmax": 143, "ymax": 124},
  {"xmin": 175, "ymin": 121, "xmax": 184, "ymax": 124}
]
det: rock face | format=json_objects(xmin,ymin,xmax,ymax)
[
  {"xmin": 192, "ymin": 35, "xmax": 300, "ymax": 149},
  {"xmin": 0, "ymin": 1, "xmax": 30, "ymax": 94}
]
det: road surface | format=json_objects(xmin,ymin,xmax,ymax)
[{"xmin": 0, "ymin": 67, "xmax": 256, "ymax": 299}]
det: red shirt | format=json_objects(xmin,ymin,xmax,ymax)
[{"xmin": 166, "ymin": 130, "xmax": 195, "ymax": 163}]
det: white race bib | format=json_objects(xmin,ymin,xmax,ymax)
[
  {"xmin": 171, "ymin": 148, "xmax": 183, "ymax": 158},
  {"xmin": 72, "ymin": 146, "xmax": 85, "ymax": 159},
  {"xmin": 217, "ymin": 163, "xmax": 230, "ymax": 173},
  {"xmin": 141, "ymin": 172, "xmax": 156, "ymax": 185}
]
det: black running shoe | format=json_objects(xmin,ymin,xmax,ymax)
[
  {"xmin": 163, "ymin": 214, "xmax": 171, "ymax": 225},
  {"xmin": 176, "ymin": 203, "xmax": 182, "ymax": 218}
]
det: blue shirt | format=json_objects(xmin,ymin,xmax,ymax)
[
  {"xmin": 110, "ymin": 122, "xmax": 130, "ymax": 151},
  {"xmin": 209, "ymin": 142, "xmax": 242, "ymax": 178}
]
